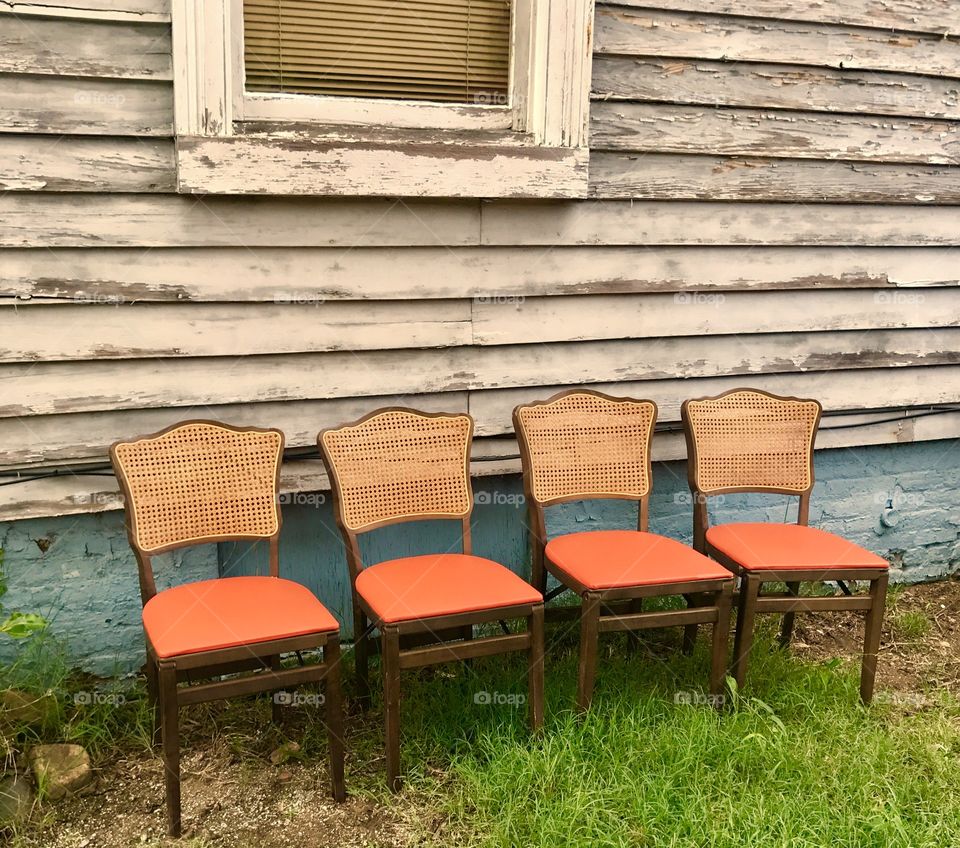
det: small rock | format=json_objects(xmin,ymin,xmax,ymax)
[
  {"xmin": 27, "ymin": 743, "xmax": 92, "ymax": 801},
  {"xmin": 0, "ymin": 774, "xmax": 34, "ymax": 825},
  {"xmin": 0, "ymin": 689, "xmax": 59, "ymax": 728},
  {"xmin": 269, "ymin": 740, "xmax": 301, "ymax": 766}
]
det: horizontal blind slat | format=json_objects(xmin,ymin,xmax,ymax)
[{"xmin": 243, "ymin": 0, "xmax": 511, "ymax": 103}]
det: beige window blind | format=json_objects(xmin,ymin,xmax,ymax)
[{"xmin": 243, "ymin": 0, "xmax": 512, "ymax": 104}]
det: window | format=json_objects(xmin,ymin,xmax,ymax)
[{"xmin": 171, "ymin": 0, "xmax": 593, "ymax": 197}]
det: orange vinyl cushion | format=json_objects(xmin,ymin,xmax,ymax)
[
  {"xmin": 706, "ymin": 523, "xmax": 889, "ymax": 571},
  {"xmin": 355, "ymin": 554, "xmax": 542, "ymax": 624},
  {"xmin": 545, "ymin": 530, "xmax": 732, "ymax": 591},
  {"xmin": 143, "ymin": 576, "xmax": 339, "ymax": 659}
]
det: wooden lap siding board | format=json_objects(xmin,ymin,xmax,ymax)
[{"xmin": 0, "ymin": 0, "xmax": 958, "ymax": 519}]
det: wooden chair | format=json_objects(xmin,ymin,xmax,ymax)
[
  {"xmin": 681, "ymin": 388, "xmax": 889, "ymax": 703},
  {"xmin": 319, "ymin": 408, "xmax": 544, "ymax": 791},
  {"xmin": 111, "ymin": 420, "xmax": 345, "ymax": 837},
  {"xmin": 513, "ymin": 389, "xmax": 735, "ymax": 712}
]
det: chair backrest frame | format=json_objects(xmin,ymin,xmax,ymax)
[
  {"xmin": 680, "ymin": 387, "xmax": 822, "ymax": 550},
  {"xmin": 110, "ymin": 419, "xmax": 285, "ymax": 605},
  {"xmin": 513, "ymin": 388, "xmax": 658, "ymax": 576},
  {"xmin": 318, "ymin": 406, "xmax": 475, "ymax": 584}
]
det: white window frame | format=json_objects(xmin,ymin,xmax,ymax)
[{"xmin": 171, "ymin": 0, "xmax": 593, "ymax": 197}]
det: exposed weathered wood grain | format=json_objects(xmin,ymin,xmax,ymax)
[
  {"xmin": 479, "ymin": 200, "xmax": 960, "ymax": 246},
  {"xmin": 0, "ymin": 136, "xmax": 175, "ymax": 191},
  {"xmin": 594, "ymin": 7, "xmax": 960, "ymax": 79},
  {"xmin": 0, "ymin": 392, "xmax": 470, "ymax": 468},
  {"xmin": 472, "ymin": 289, "xmax": 960, "ymax": 344},
  {"xmin": 591, "ymin": 57, "xmax": 960, "ymax": 121},
  {"xmin": 469, "ymin": 366, "xmax": 960, "ymax": 436},
  {"xmin": 8, "ymin": 409, "xmax": 959, "ymax": 521},
  {"xmin": 598, "ymin": 0, "xmax": 955, "ymax": 36},
  {"xmin": 589, "ymin": 151, "xmax": 960, "ymax": 202},
  {"xmin": 3, "ymin": 328, "xmax": 957, "ymax": 417},
  {"xmin": 0, "ymin": 0, "xmax": 169, "ymax": 22},
  {"xmin": 0, "ymin": 14, "xmax": 171, "ymax": 79},
  {"xmin": 0, "ymin": 300, "xmax": 472, "ymax": 361},
  {"xmin": 0, "ymin": 74, "xmax": 172, "ymax": 135},
  {"xmin": 176, "ymin": 135, "xmax": 590, "ymax": 198},
  {"xmin": 0, "ymin": 194, "xmax": 480, "ymax": 247},
  {"xmin": 6, "ymin": 245, "xmax": 959, "ymax": 302},
  {"xmin": 591, "ymin": 101, "xmax": 960, "ymax": 165},
  {"xmin": 6, "ymin": 245, "xmax": 960, "ymax": 302}
]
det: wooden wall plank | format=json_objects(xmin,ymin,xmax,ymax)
[
  {"xmin": 0, "ymin": 393, "xmax": 470, "ymax": 468},
  {"xmin": 0, "ymin": 194, "xmax": 481, "ymax": 248},
  {"xmin": 593, "ymin": 7, "xmax": 960, "ymax": 80},
  {"xmin": 591, "ymin": 57, "xmax": 960, "ymax": 121},
  {"xmin": 590, "ymin": 101, "xmax": 960, "ymax": 165},
  {"xmin": 0, "ymin": 74, "xmax": 172, "ymax": 136},
  {"xmin": 5, "ymin": 246, "xmax": 958, "ymax": 302},
  {"xmin": 4, "ymin": 328, "xmax": 957, "ymax": 417},
  {"xmin": 0, "ymin": 15, "xmax": 171, "ymax": 79},
  {"xmin": 7, "ymin": 409, "xmax": 959, "ymax": 521},
  {"xmin": 469, "ymin": 366, "xmax": 960, "ymax": 436},
  {"xmin": 479, "ymin": 200, "xmax": 960, "ymax": 246},
  {"xmin": 0, "ymin": 0, "xmax": 169, "ymax": 22},
  {"xmin": 589, "ymin": 152, "xmax": 960, "ymax": 202},
  {"xmin": 473, "ymin": 289, "xmax": 960, "ymax": 345},
  {"xmin": 0, "ymin": 300, "xmax": 472, "ymax": 362},
  {"xmin": 0, "ymin": 136, "xmax": 175, "ymax": 191},
  {"xmin": 599, "ymin": 0, "xmax": 955, "ymax": 36}
]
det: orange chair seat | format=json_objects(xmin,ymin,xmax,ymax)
[
  {"xmin": 143, "ymin": 576, "xmax": 339, "ymax": 659},
  {"xmin": 545, "ymin": 530, "xmax": 732, "ymax": 591},
  {"xmin": 356, "ymin": 554, "xmax": 542, "ymax": 624},
  {"xmin": 706, "ymin": 523, "xmax": 888, "ymax": 571}
]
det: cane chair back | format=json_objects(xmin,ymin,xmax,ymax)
[
  {"xmin": 320, "ymin": 408, "xmax": 473, "ymax": 533},
  {"xmin": 682, "ymin": 389, "xmax": 821, "ymax": 496},
  {"xmin": 111, "ymin": 421, "xmax": 283, "ymax": 556},
  {"xmin": 513, "ymin": 389, "xmax": 656, "ymax": 506}
]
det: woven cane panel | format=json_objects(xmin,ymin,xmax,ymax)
[
  {"xmin": 516, "ymin": 393, "xmax": 655, "ymax": 503},
  {"xmin": 113, "ymin": 423, "xmax": 282, "ymax": 552},
  {"xmin": 322, "ymin": 410, "xmax": 471, "ymax": 531},
  {"xmin": 685, "ymin": 391, "xmax": 819, "ymax": 493}
]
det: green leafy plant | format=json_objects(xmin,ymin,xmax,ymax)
[{"xmin": 0, "ymin": 549, "xmax": 47, "ymax": 641}]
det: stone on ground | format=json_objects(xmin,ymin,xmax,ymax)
[
  {"xmin": 0, "ymin": 774, "xmax": 34, "ymax": 824},
  {"xmin": 27, "ymin": 743, "xmax": 92, "ymax": 800}
]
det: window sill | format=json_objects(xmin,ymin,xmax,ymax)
[{"xmin": 175, "ymin": 125, "xmax": 589, "ymax": 198}]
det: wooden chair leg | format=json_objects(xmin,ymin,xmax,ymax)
[
  {"xmin": 732, "ymin": 576, "xmax": 761, "ymax": 690},
  {"xmin": 324, "ymin": 637, "xmax": 347, "ymax": 802},
  {"xmin": 144, "ymin": 646, "xmax": 161, "ymax": 747},
  {"xmin": 710, "ymin": 584, "xmax": 733, "ymax": 698},
  {"xmin": 860, "ymin": 573, "xmax": 889, "ymax": 705},
  {"xmin": 779, "ymin": 581, "xmax": 801, "ymax": 649},
  {"xmin": 157, "ymin": 660, "xmax": 181, "ymax": 838},
  {"xmin": 269, "ymin": 655, "xmax": 283, "ymax": 723},
  {"xmin": 576, "ymin": 593, "xmax": 601, "ymax": 713},
  {"xmin": 382, "ymin": 625, "xmax": 402, "ymax": 792},
  {"xmin": 354, "ymin": 604, "xmax": 371, "ymax": 711},
  {"xmin": 527, "ymin": 604, "xmax": 545, "ymax": 732}
]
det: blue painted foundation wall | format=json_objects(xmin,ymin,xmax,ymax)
[{"xmin": 2, "ymin": 440, "xmax": 958, "ymax": 675}]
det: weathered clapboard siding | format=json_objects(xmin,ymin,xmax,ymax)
[
  {"xmin": 473, "ymin": 290, "xmax": 960, "ymax": 345},
  {"xmin": 589, "ymin": 152, "xmax": 960, "ymax": 202},
  {"xmin": 593, "ymin": 7, "xmax": 960, "ymax": 79},
  {"xmin": 602, "ymin": 0, "xmax": 956, "ymax": 35},
  {"xmin": 0, "ymin": 136, "xmax": 174, "ymax": 191},
  {"xmin": 0, "ymin": 0, "xmax": 959, "ymax": 520},
  {"xmin": 0, "ymin": 74, "xmax": 172, "ymax": 136},
  {"xmin": 0, "ymin": 195, "xmax": 481, "ymax": 248},
  {"xmin": 0, "ymin": 301, "xmax": 472, "ymax": 362},
  {"xmin": 6, "ymin": 246, "xmax": 958, "ymax": 303},
  {"xmin": 590, "ymin": 102, "xmax": 960, "ymax": 164},
  {"xmin": 591, "ymin": 58, "xmax": 960, "ymax": 121},
  {"xmin": 0, "ymin": 14, "xmax": 171, "ymax": 78},
  {"xmin": 4, "ymin": 329, "xmax": 958, "ymax": 418}
]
